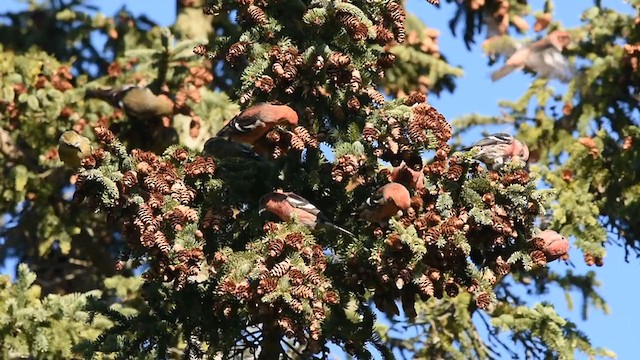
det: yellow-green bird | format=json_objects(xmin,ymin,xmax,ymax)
[
  {"xmin": 58, "ymin": 130, "xmax": 92, "ymax": 168},
  {"xmin": 85, "ymin": 85, "xmax": 173, "ymax": 119}
]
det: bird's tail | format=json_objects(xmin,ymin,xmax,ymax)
[
  {"xmin": 85, "ymin": 87, "xmax": 115, "ymax": 101},
  {"xmin": 490, "ymin": 65, "xmax": 518, "ymax": 82},
  {"xmin": 325, "ymin": 222, "xmax": 356, "ymax": 239},
  {"xmin": 85, "ymin": 86, "xmax": 132, "ymax": 107}
]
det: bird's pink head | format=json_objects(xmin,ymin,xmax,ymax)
[
  {"xmin": 534, "ymin": 229, "xmax": 569, "ymax": 260},
  {"xmin": 258, "ymin": 191, "xmax": 289, "ymax": 218},
  {"xmin": 549, "ymin": 31, "xmax": 571, "ymax": 51},
  {"xmin": 515, "ymin": 139, "xmax": 530, "ymax": 162},
  {"xmin": 504, "ymin": 138, "xmax": 530, "ymax": 163},
  {"xmin": 277, "ymin": 104, "xmax": 299, "ymax": 127},
  {"xmin": 390, "ymin": 163, "xmax": 425, "ymax": 191}
]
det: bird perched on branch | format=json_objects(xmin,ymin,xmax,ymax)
[
  {"xmin": 216, "ymin": 103, "xmax": 299, "ymax": 145},
  {"xmin": 85, "ymin": 85, "xmax": 173, "ymax": 119},
  {"xmin": 259, "ymin": 191, "xmax": 355, "ymax": 238},
  {"xmin": 58, "ymin": 130, "xmax": 92, "ymax": 168},
  {"xmin": 388, "ymin": 162, "xmax": 425, "ymax": 191},
  {"xmin": 464, "ymin": 133, "xmax": 529, "ymax": 170},
  {"xmin": 358, "ymin": 182, "xmax": 411, "ymax": 226},
  {"xmin": 203, "ymin": 136, "xmax": 262, "ymax": 160},
  {"xmin": 491, "ymin": 30, "xmax": 573, "ymax": 82},
  {"xmin": 531, "ymin": 229, "xmax": 569, "ymax": 262}
]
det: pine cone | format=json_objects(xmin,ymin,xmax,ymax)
[
  {"xmin": 407, "ymin": 118, "xmax": 427, "ymax": 143},
  {"xmin": 154, "ymin": 231, "xmax": 171, "ymax": 254},
  {"xmin": 258, "ymin": 277, "xmax": 278, "ymax": 293},
  {"xmin": 584, "ymin": 253, "xmax": 595, "ymax": 266},
  {"xmin": 170, "ymin": 181, "xmax": 196, "ymax": 205},
  {"xmin": 323, "ymin": 290, "xmax": 339, "ymax": 304},
  {"xmin": 266, "ymin": 130, "xmax": 281, "ymax": 143},
  {"xmin": 184, "ymin": 156, "xmax": 215, "ymax": 177},
  {"xmin": 347, "ymin": 96, "xmax": 361, "ymax": 110},
  {"xmin": 171, "ymin": 148, "xmax": 188, "ymax": 162},
  {"xmin": 395, "ymin": 22, "xmax": 406, "ymax": 43},
  {"xmin": 445, "ymin": 281, "xmax": 459, "ymax": 297},
  {"xmin": 446, "ymin": 164, "xmax": 463, "ymax": 181},
  {"xmin": 289, "ymin": 298, "xmax": 304, "ymax": 313},
  {"xmin": 271, "ymin": 145, "xmax": 283, "ymax": 159},
  {"xmin": 94, "ymin": 126, "xmax": 115, "ymax": 143},
  {"xmin": 365, "ymin": 87, "xmax": 385, "ymax": 105},
  {"xmin": 226, "ymin": 41, "xmax": 249, "ymax": 62},
  {"xmin": 284, "ymin": 232, "xmax": 305, "ymax": 249},
  {"xmin": 202, "ymin": 2, "xmax": 218, "ymax": 15},
  {"xmin": 293, "ymin": 126, "xmax": 318, "ymax": 148},
  {"xmin": 530, "ymin": 250, "xmax": 547, "ymax": 266},
  {"xmin": 263, "ymin": 221, "xmax": 280, "ymax": 234},
  {"xmin": 246, "ymin": 5, "xmax": 268, "ymax": 25},
  {"xmin": 328, "ymin": 52, "xmax": 351, "ymax": 67},
  {"xmin": 404, "ymin": 92, "xmax": 427, "ymax": 105},
  {"xmin": 80, "ymin": 155, "xmax": 97, "ymax": 169},
  {"xmin": 331, "ymin": 168, "xmax": 344, "ymax": 182},
  {"xmin": 305, "ymin": 269, "xmax": 323, "ymax": 285},
  {"xmin": 494, "ymin": 256, "xmax": 511, "ymax": 275},
  {"xmin": 268, "ymin": 238, "xmax": 285, "ymax": 257},
  {"xmin": 501, "ymin": 169, "xmax": 530, "ymax": 185},
  {"xmin": 193, "ymin": 44, "xmax": 208, "ymax": 56},
  {"xmin": 289, "ymin": 132, "xmax": 306, "ymax": 151},
  {"xmin": 416, "ymin": 275, "xmax": 435, "ymax": 297},
  {"xmin": 288, "ymin": 268, "xmax": 305, "ymax": 286},
  {"xmin": 122, "ymin": 170, "xmax": 138, "ymax": 189},
  {"xmin": 386, "ymin": 1, "xmax": 406, "ymax": 22},
  {"xmin": 375, "ymin": 25, "xmax": 395, "ymax": 45},
  {"xmin": 377, "ymin": 52, "xmax": 396, "ymax": 69},
  {"xmin": 255, "ymin": 75, "xmax": 275, "ymax": 93},
  {"xmin": 270, "ymin": 260, "xmax": 291, "ymax": 277},
  {"xmin": 475, "ymin": 292, "xmax": 491, "ymax": 309},
  {"xmin": 291, "ymin": 284, "xmax": 314, "ymax": 299},
  {"xmin": 362, "ymin": 122, "xmax": 380, "ymax": 143}
]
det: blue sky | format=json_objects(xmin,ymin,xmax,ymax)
[{"xmin": 1, "ymin": 0, "xmax": 639, "ymax": 358}]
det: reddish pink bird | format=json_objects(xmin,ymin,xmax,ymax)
[
  {"xmin": 464, "ymin": 133, "xmax": 529, "ymax": 170},
  {"xmin": 358, "ymin": 182, "xmax": 412, "ymax": 226},
  {"xmin": 259, "ymin": 191, "xmax": 355, "ymax": 238},
  {"xmin": 389, "ymin": 162, "xmax": 425, "ymax": 191},
  {"xmin": 532, "ymin": 229, "xmax": 569, "ymax": 262},
  {"xmin": 217, "ymin": 103, "xmax": 299, "ymax": 145},
  {"xmin": 491, "ymin": 30, "xmax": 574, "ymax": 82}
]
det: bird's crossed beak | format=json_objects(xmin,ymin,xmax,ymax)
[{"xmin": 258, "ymin": 207, "xmax": 266, "ymax": 215}]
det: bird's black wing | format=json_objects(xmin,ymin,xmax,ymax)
[
  {"xmin": 203, "ymin": 137, "xmax": 262, "ymax": 160},
  {"xmin": 85, "ymin": 85, "xmax": 136, "ymax": 108},
  {"xmin": 463, "ymin": 133, "xmax": 513, "ymax": 151},
  {"xmin": 283, "ymin": 193, "xmax": 323, "ymax": 217}
]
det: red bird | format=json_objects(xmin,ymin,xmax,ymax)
[
  {"xmin": 259, "ymin": 191, "xmax": 355, "ymax": 238},
  {"xmin": 491, "ymin": 30, "xmax": 573, "ymax": 82},
  {"xmin": 464, "ymin": 133, "xmax": 529, "ymax": 170},
  {"xmin": 388, "ymin": 162, "xmax": 425, "ymax": 191},
  {"xmin": 532, "ymin": 229, "xmax": 569, "ymax": 262},
  {"xmin": 358, "ymin": 182, "xmax": 411, "ymax": 226},
  {"xmin": 217, "ymin": 103, "xmax": 299, "ymax": 145}
]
